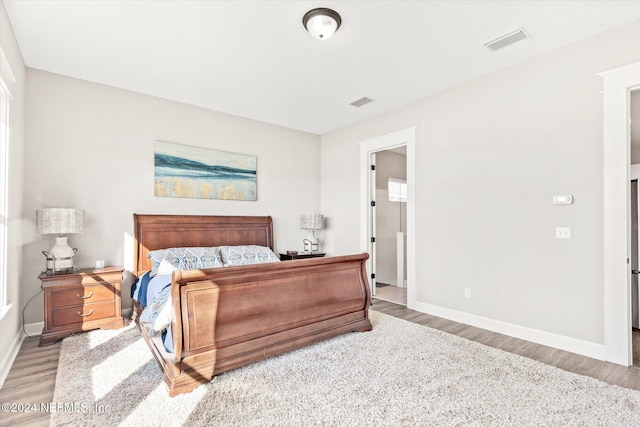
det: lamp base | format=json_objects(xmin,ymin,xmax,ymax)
[
  {"xmin": 303, "ymin": 230, "xmax": 320, "ymax": 253},
  {"xmin": 42, "ymin": 236, "xmax": 78, "ymax": 274}
]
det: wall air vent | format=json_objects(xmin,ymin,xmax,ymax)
[
  {"xmin": 350, "ymin": 97, "xmax": 375, "ymax": 107},
  {"xmin": 485, "ymin": 27, "xmax": 530, "ymax": 51}
]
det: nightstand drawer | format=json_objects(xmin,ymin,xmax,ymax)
[
  {"xmin": 51, "ymin": 284, "xmax": 116, "ymax": 308},
  {"xmin": 52, "ymin": 300, "xmax": 116, "ymax": 327}
]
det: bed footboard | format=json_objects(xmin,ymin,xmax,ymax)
[{"xmin": 147, "ymin": 253, "xmax": 371, "ymax": 396}]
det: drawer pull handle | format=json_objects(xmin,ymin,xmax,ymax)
[
  {"xmin": 76, "ymin": 291, "xmax": 94, "ymax": 299},
  {"xmin": 76, "ymin": 309, "xmax": 94, "ymax": 317}
]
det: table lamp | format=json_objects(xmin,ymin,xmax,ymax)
[
  {"xmin": 36, "ymin": 207, "xmax": 85, "ymax": 274},
  {"xmin": 300, "ymin": 213, "xmax": 324, "ymax": 253}
]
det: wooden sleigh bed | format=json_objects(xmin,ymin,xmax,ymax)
[{"xmin": 133, "ymin": 214, "xmax": 372, "ymax": 396}]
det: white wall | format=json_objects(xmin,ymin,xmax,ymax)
[
  {"xmin": 22, "ymin": 70, "xmax": 321, "ymax": 324},
  {"xmin": 0, "ymin": 0, "xmax": 26, "ymax": 385},
  {"xmin": 321, "ymin": 20, "xmax": 640, "ymax": 348}
]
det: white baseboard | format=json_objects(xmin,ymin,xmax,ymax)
[
  {"xmin": 0, "ymin": 331, "xmax": 24, "ymax": 389},
  {"xmin": 24, "ymin": 321, "xmax": 44, "ymax": 337},
  {"xmin": 411, "ymin": 300, "xmax": 606, "ymax": 361}
]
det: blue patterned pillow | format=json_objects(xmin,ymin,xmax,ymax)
[
  {"xmin": 220, "ymin": 245, "xmax": 280, "ymax": 266},
  {"xmin": 148, "ymin": 249, "xmax": 168, "ymax": 277},
  {"xmin": 139, "ymin": 285, "xmax": 171, "ymax": 336},
  {"xmin": 148, "ymin": 247, "xmax": 224, "ymax": 277}
]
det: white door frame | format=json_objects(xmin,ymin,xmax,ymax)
[
  {"xmin": 631, "ymin": 165, "xmax": 640, "ymax": 331},
  {"xmin": 359, "ymin": 127, "xmax": 417, "ymax": 308},
  {"xmin": 600, "ymin": 61, "xmax": 640, "ymax": 366}
]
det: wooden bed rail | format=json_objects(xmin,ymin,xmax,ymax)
[{"xmin": 163, "ymin": 253, "xmax": 372, "ymax": 395}]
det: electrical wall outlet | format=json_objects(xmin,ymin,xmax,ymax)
[
  {"xmin": 464, "ymin": 288, "xmax": 471, "ymax": 298},
  {"xmin": 555, "ymin": 227, "xmax": 571, "ymax": 239}
]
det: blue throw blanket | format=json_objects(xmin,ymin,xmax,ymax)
[{"xmin": 131, "ymin": 271, "xmax": 172, "ymax": 307}]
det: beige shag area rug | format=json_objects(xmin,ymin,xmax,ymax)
[{"xmin": 51, "ymin": 311, "xmax": 640, "ymax": 426}]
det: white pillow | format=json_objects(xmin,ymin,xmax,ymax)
[
  {"xmin": 139, "ymin": 285, "xmax": 172, "ymax": 336},
  {"xmin": 220, "ymin": 245, "xmax": 280, "ymax": 266}
]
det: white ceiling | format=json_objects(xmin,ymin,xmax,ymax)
[{"xmin": 4, "ymin": 1, "xmax": 640, "ymax": 135}]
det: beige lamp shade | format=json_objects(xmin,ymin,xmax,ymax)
[
  {"xmin": 300, "ymin": 213, "xmax": 324, "ymax": 230},
  {"xmin": 36, "ymin": 208, "xmax": 85, "ymax": 235}
]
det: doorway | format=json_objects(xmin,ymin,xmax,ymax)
[
  {"xmin": 359, "ymin": 126, "xmax": 416, "ymax": 309},
  {"xmin": 372, "ymin": 148, "xmax": 407, "ymax": 305}
]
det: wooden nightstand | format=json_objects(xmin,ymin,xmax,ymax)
[
  {"xmin": 39, "ymin": 266, "xmax": 125, "ymax": 346},
  {"xmin": 279, "ymin": 253, "xmax": 326, "ymax": 261}
]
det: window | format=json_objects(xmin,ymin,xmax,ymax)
[
  {"xmin": 0, "ymin": 78, "xmax": 10, "ymax": 309},
  {"xmin": 388, "ymin": 178, "xmax": 407, "ymax": 203}
]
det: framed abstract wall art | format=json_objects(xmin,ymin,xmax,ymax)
[{"xmin": 154, "ymin": 141, "xmax": 257, "ymax": 201}]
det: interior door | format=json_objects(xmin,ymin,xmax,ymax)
[
  {"xmin": 632, "ymin": 180, "xmax": 639, "ymax": 329},
  {"xmin": 369, "ymin": 153, "xmax": 377, "ymax": 296}
]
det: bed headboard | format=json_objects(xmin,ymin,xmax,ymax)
[{"xmin": 133, "ymin": 214, "xmax": 274, "ymax": 277}]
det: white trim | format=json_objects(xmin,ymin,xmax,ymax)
[
  {"xmin": 24, "ymin": 321, "xmax": 43, "ymax": 336},
  {"xmin": 412, "ymin": 300, "xmax": 605, "ymax": 360},
  {"xmin": 0, "ymin": 48, "xmax": 17, "ymax": 85},
  {"xmin": 359, "ymin": 127, "xmax": 417, "ymax": 308},
  {"xmin": 0, "ymin": 330, "xmax": 23, "ymax": 388},
  {"xmin": 600, "ymin": 61, "xmax": 640, "ymax": 366},
  {"xmin": 0, "ymin": 78, "xmax": 10, "ymax": 311},
  {"xmin": 598, "ymin": 62, "xmax": 640, "ymax": 92}
]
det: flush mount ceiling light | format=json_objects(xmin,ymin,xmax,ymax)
[{"xmin": 302, "ymin": 8, "xmax": 341, "ymax": 40}]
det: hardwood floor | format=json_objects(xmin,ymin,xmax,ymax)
[
  {"xmin": 0, "ymin": 301, "xmax": 638, "ymax": 426},
  {"xmin": 372, "ymin": 299, "xmax": 640, "ymax": 391},
  {"xmin": 0, "ymin": 337, "xmax": 60, "ymax": 427},
  {"xmin": 374, "ymin": 284, "xmax": 407, "ymax": 305}
]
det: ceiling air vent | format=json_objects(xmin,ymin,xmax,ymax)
[
  {"xmin": 485, "ymin": 27, "xmax": 530, "ymax": 51},
  {"xmin": 350, "ymin": 97, "xmax": 375, "ymax": 107}
]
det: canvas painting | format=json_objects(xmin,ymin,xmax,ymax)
[{"xmin": 154, "ymin": 141, "xmax": 257, "ymax": 201}]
